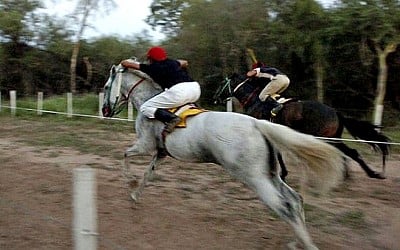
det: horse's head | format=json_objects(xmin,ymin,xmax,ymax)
[
  {"xmin": 213, "ymin": 73, "xmax": 247, "ymax": 105},
  {"xmin": 102, "ymin": 59, "xmax": 162, "ymax": 117},
  {"xmin": 102, "ymin": 65, "xmax": 124, "ymax": 117}
]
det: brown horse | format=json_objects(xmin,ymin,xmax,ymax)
[{"xmin": 214, "ymin": 73, "xmax": 390, "ymax": 180}]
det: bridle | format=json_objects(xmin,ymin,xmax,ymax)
[
  {"xmin": 214, "ymin": 77, "xmax": 249, "ymax": 103},
  {"xmin": 214, "ymin": 77, "xmax": 233, "ymax": 103},
  {"xmin": 105, "ymin": 66, "xmax": 146, "ymax": 115}
]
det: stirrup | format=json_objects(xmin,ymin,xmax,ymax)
[
  {"xmin": 271, "ymin": 104, "xmax": 283, "ymax": 116},
  {"xmin": 164, "ymin": 117, "xmax": 181, "ymax": 133}
]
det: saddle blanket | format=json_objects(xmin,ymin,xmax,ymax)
[{"xmin": 168, "ymin": 104, "xmax": 207, "ymax": 128}]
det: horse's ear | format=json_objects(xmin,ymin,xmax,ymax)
[{"xmin": 110, "ymin": 65, "xmax": 116, "ymax": 74}]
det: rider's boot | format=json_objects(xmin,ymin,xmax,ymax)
[
  {"xmin": 264, "ymin": 96, "xmax": 283, "ymax": 117},
  {"xmin": 154, "ymin": 108, "xmax": 182, "ymax": 133}
]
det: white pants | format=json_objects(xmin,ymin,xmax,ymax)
[
  {"xmin": 258, "ymin": 74, "xmax": 290, "ymax": 101},
  {"xmin": 140, "ymin": 81, "xmax": 201, "ymax": 118}
]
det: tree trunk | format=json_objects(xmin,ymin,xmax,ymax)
[
  {"xmin": 373, "ymin": 44, "xmax": 397, "ymax": 128},
  {"xmin": 315, "ymin": 59, "xmax": 324, "ymax": 102},
  {"xmin": 83, "ymin": 56, "xmax": 93, "ymax": 86},
  {"xmin": 70, "ymin": 1, "xmax": 91, "ymax": 93},
  {"xmin": 70, "ymin": 42, "xmax": 80, "ymax": 93}
]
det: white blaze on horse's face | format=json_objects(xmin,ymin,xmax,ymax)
[{"xmin": 102, "ymin": 65, "xmax": 122, "ymax": 117}]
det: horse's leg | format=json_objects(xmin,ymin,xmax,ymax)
[
  {"xmin": 332, "ymin": 142, "xmax": 385, "ymax": 179},
  {"xmin": 277, "ymin": 153, "xmax": 288, "ymax": 182},
  {"xmin": 121, "ymin": 144, "xmax": 149, "ymax": 195},
  {"xmin": 251, "ymin": 176, "xmax": 318, "ymax": 250},
  {"xmin": 130, "ymin": 154, "xmax": 163, "ymax": 202},
  {"xmin": 123, "ymin": 139, "xmax": 161, "ymax": 202},
  {"xmin": 382, "ymin": 154, "xmax": 386, "ymax": 177}
]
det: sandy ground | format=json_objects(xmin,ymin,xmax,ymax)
[{"xmin": 0, "ymin": 117, "xmax": 399, "ymax": 250}]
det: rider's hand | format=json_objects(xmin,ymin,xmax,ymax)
[
  {"xmin": 121, "ymin": 60, "xmax": 140, "ymax": 70},
  {"xmin": 247, "ymin": 70, "xmax": 257, "ymax": 77}
]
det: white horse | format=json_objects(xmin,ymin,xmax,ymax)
[{"xmin": 102, "ymin": 61, "xmax": 347, "ymax": 250}]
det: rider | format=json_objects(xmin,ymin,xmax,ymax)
[
  {"xmin": 246, "ymin": 61, "xmax": 290, "ymax": 116},
  {"xmin": 120, "ymin": 46, "xmax": 201, "ymax": 133}
]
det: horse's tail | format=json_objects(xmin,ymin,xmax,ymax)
[
  {"xmin": 254, "ymin": 120, "xmax": 347, "ymax": 194},
  {"xmin": 337, "ymin": 112, "xmax": 391, "ymax": 156}
]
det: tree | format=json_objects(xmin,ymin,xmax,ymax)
[
  {"xmin": 332, "ymin": 0, "xmax": 400, "ymax": 126},
  {"xmin": 146, "ymin": 0, "xmax": 188, "ymax": 37},
  {"xmin": 0, "ymin": 0, "xmax": 43, "ymax": 94},
  {"xmin": 267, "ymin": 0, "xmax": 329, "ymax": 101},
  {"xmin": 68, "ymin": 0, "xmax": 116, "ymax": 93},
  {"xmin": 168, "ymin": 0, "xmax": 269, "ymax": 102}
]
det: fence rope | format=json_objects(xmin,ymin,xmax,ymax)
[
  {"xmin": 1, "ymin": 105, "xmax": 133, "ymax": 122},
  {"xmin": 1, "ymin": 104, "xmax": 400, "ymax": 146}
]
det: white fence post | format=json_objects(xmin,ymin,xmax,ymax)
[
  {"xmin": 226, "ymin": 98, "xmax": 233, "ymax": 112},
  {"xmin": 373, "ymin": 104, "xmax": 384, "ymax": 132},
  {"xmin": 0, "ymin": 90, "xmax": 2, "ymax": 112},
  {"xmin": 10, "ymin": 90, "xmax": 16, "ymax": 116},
  {"xmin": 37, "ymin": 92, "xmax": 43, "ymax": 115},
  {"xmin": 73, "ymin": 168, "xmax": 98, "ymax": 250},
  {"xmin": 98, "ymin": 92, "xmax": 104, "ymax": 118},
  {"xmin": 67, "ymin": 92, "xmax": 73, "ymax": 118},
  {"xmin": 128, "ymin": 102, "xmax": 133, "ymax": 121}
]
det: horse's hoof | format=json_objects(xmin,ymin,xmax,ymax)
[
  {"xmin": 130, "ymin": 193, "xmax": 138, "ymax": 203},
  {"xmin": 369, "ymin": 172, "xmax": 386, "ymax": 179},
  {"xmin": 287, "ymin": 240, "xmax": 318, "ymax": 250},
  {"xmin": 287, "ymin": 241, "xmax": 298, "ymax": 250}
]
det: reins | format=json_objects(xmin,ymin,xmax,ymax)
[
  {"xmin": 108, "ymin": 69, "xmax": 146, "ymax": 115},
  {"xmin": 241, "ymin": 87, "xmax": 261, "ymax": 108},
  {"xmin": 233, "ymin": 78, "xmax": 249, "ymax": 93},
  {"xmin": 218, "ymin": 77, "xmax": 258, "ymax": 109},
  {"xmin": 125, "ymin": 77, "xmax": 146, "ymax": 100}
]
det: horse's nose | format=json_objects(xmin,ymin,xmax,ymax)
[{"xmin": 102, "ymin": 106, "xmax": 111, "ymax": 117}]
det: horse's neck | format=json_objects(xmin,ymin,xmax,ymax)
[
  {"xmin": 125, "ymin": 72, "xmax": 162, "ymax": 109},
  {"xmin": 233, "ymin": 83, "xmax": 260, "ymax": 107}
]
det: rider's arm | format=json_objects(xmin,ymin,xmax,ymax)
[
  {"xmin": 120, "ymin": 60, "xmax": 140, "ymax": 70},
  {"xmin": 248, "ymin": 67, "xmax": 275, "ymax": 80},
  {"xmin": 247, "ymin": 69, "xmax": 257, "ymax": 77},
  {"xmin": 178, "ymin": 60, "xmax": 189, "ymax": 68}
]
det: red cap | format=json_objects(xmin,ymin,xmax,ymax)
[
  {"xmin": 252, "ymin": 61, "xmax": 265, "ymax": 69},
  {"xmin": 147, "ymin": 46, "xmax": 167, "ymax": 61}
]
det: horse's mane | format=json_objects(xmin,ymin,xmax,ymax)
[
  {"xmin": 230, "ymin": 72, "xmax": 247, "ymax": 83},
  {"xmin": 120, "ymin": 58, "xmax": 155, "ymax": 83}
]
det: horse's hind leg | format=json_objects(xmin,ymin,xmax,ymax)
[
  {"xmin": 277, "ymin": 153, "xmax": 288, "ymax": 182},
  {"xmin": 251, "ymin": 176, "xmax": 318, "ymax": 250},
  {"xmin": 333, "ymin": 142, "xmax": 385, "ymax": 179}
]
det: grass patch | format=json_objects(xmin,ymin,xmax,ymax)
[
  {"xmin": 1, "ymin": 94, "xmax": 399, "ymax": 157},
  {"xmin": 1, "ymin": 93, "xmax": 136, "ymax": 120},
  {"xmin": 304, "ymin": 203, "xmax": 331, "ymax": 226},
  {"xmin": 335, "ymin": 210, "xmax": 367, "ymax": 229}
]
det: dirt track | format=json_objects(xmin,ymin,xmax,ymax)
[{"xmin": 0, "ymin": 117, "xmax": 399, "ymax": 250}]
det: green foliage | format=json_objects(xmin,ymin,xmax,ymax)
[
  {"xmin": 146, "ymin": 0, "xmax": 188, "ymax": 36},
  {"xmin": 0, "ymin": 0, "xmax": 42, "ymax": 42},
  {"xmin": 0, "ymin": 0, "xmax": 398, "ymax": 123}
]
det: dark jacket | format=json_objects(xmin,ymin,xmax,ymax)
[{"xmin": 140, "ymin": 59, "xmax": 193, "ymax": 89}]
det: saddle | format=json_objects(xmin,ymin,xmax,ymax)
[
  {"xmin": 158, "ymin": 104, "xmax": 207, "ymax": 158},
  {"xmin": 168, "ymin": 104, "xmax": 207, "ymax": 128},
  {"xmin": 246, "ymin": 94, "xmax": 295, "ymax": 120}
]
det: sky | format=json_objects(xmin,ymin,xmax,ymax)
[
  {"xmin": 43, "ymin": 0, "xmax": 333, "ymax": 41},
  {"xmin": 43, "ymin": 0, "xmax": 164, "ymax": 40}
]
